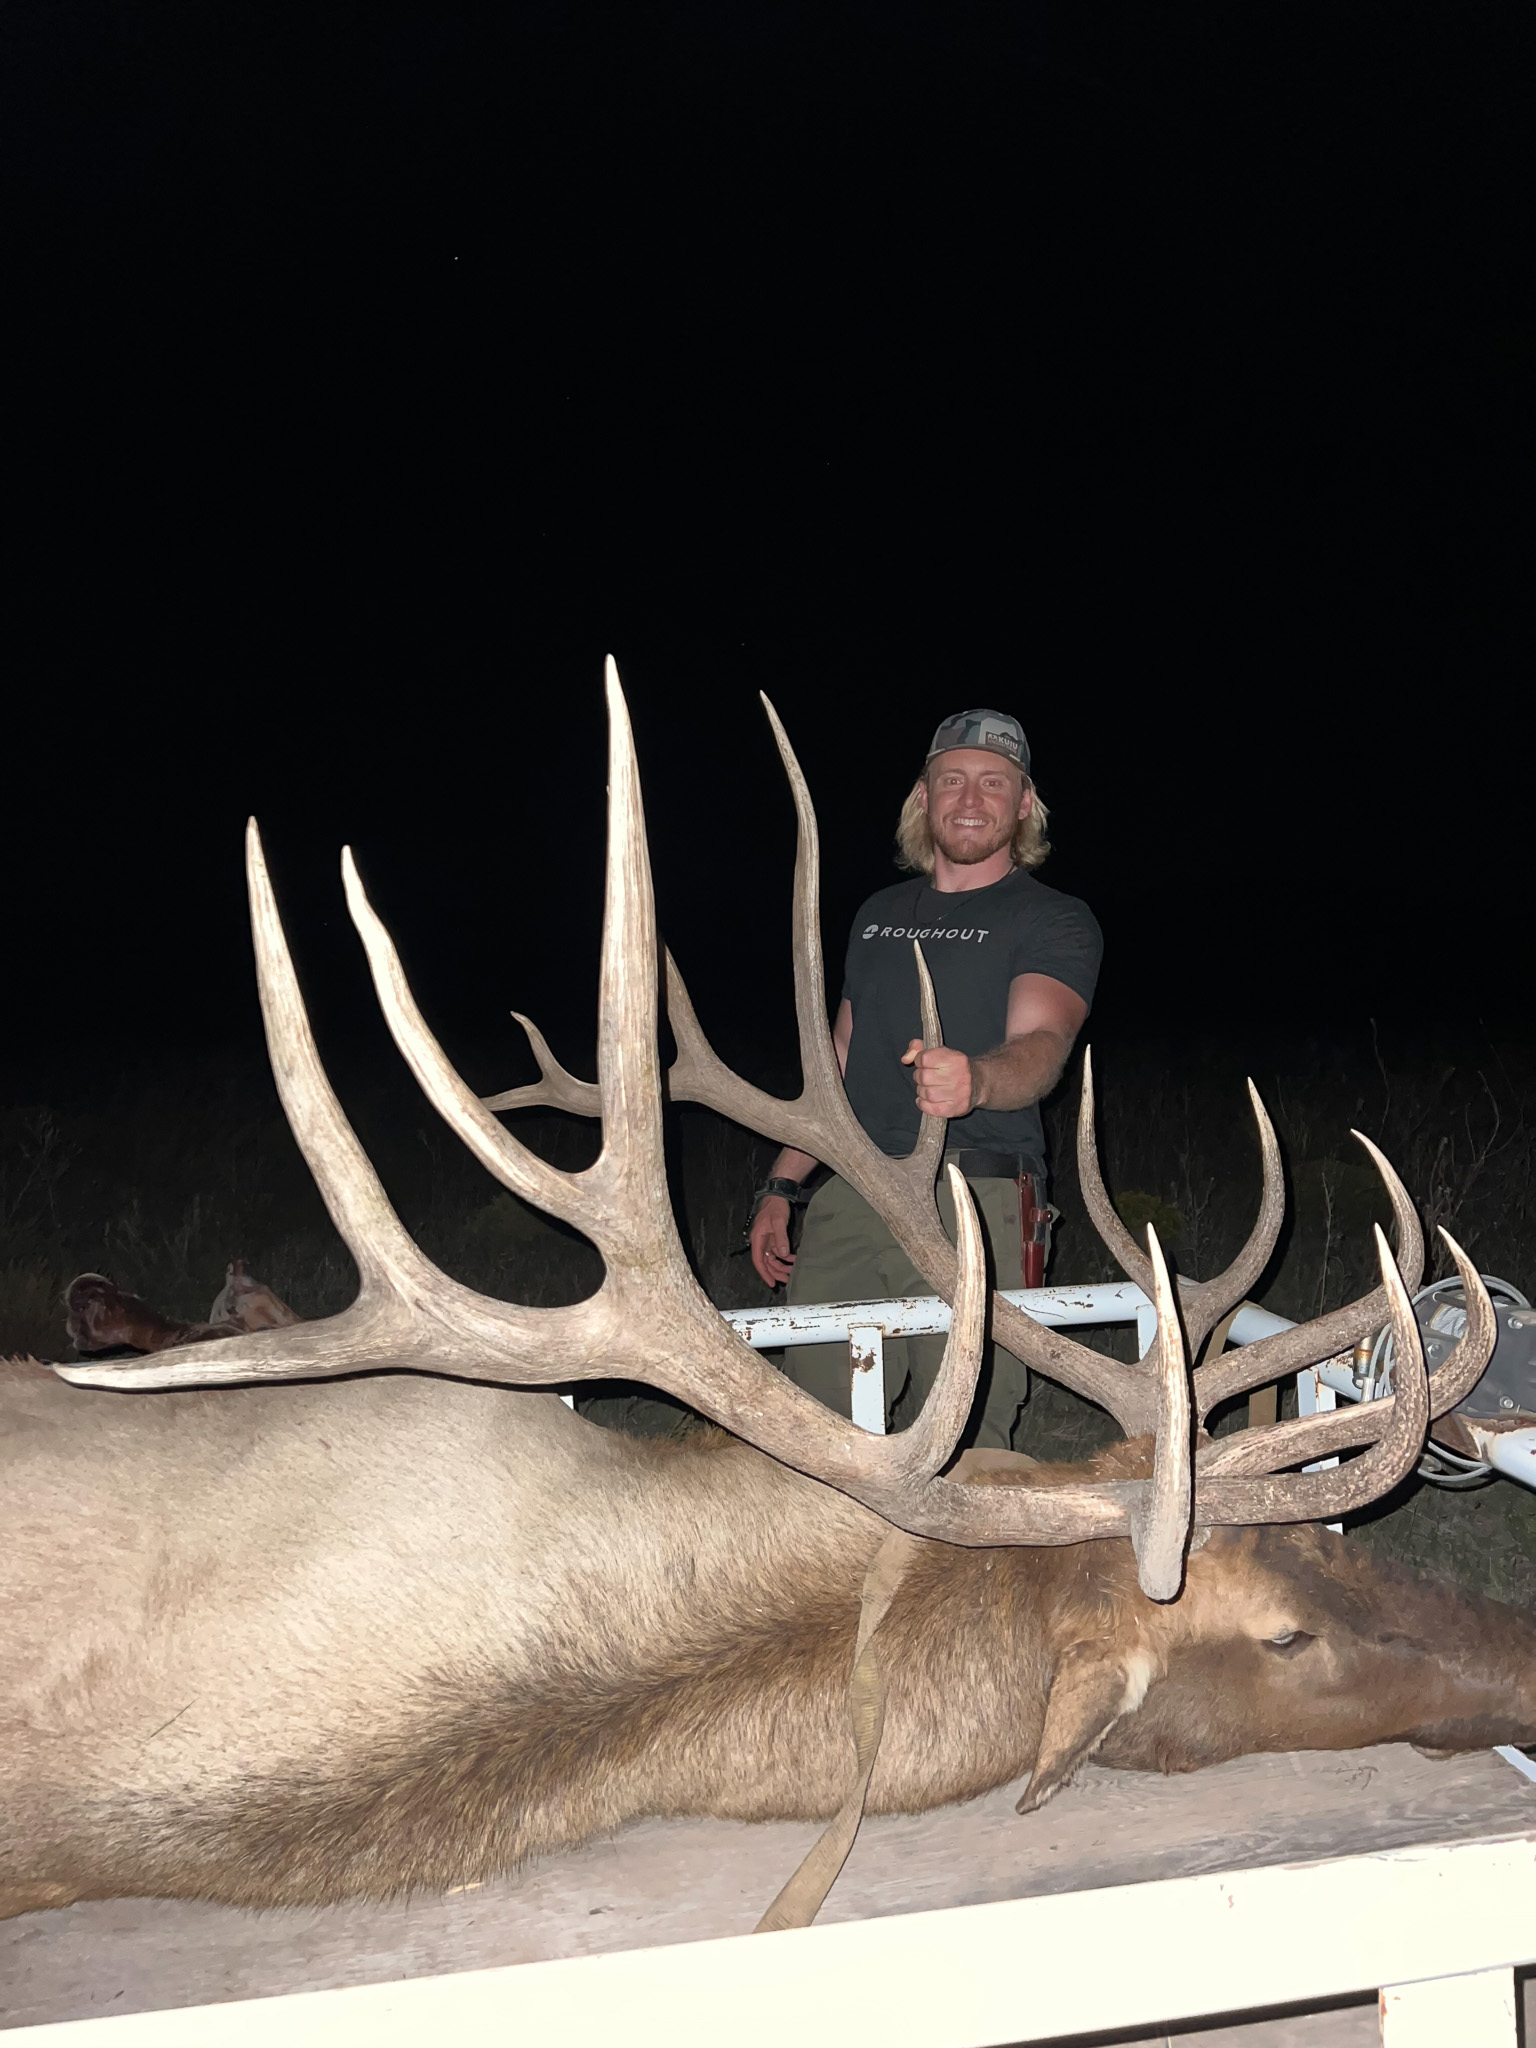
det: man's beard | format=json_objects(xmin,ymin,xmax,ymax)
[{"xmin": 931, "ymin": 815, "xmax": 1014, "ymax": 865}]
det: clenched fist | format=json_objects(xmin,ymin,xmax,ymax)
[{"xmin": 901, "ymin": 1040, "xmax": 976, "ymax": 1119}]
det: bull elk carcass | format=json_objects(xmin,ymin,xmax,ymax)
[{"xmin": 4, "ymin": 663, "xmax": 1534, "ymax": 1926}]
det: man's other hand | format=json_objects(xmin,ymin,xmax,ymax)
[
  {"xmin": 750, "ymin": 1195, "xmax": 796, "ymax": 1288},
  {"xmin": 902, "ymin": 1040, "xmax": 975, "ymax": 1118}
]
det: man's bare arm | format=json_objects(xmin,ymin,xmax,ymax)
[
  {"xmin": 749, "ymin": 1000, "xmax": 852, "ymax": 1285},
  {"xmin": 903, "ymin": 974, "xmax": 1088, "ymax": 1121}
]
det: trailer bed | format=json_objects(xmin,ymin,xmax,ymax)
[{"xmin": 5, "ymin": 1744, "xmax": 1534, "ymax": 2041}]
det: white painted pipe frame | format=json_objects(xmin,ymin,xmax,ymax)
[
  {"xmin": 11, "ymin": 1831, "xmax": 1533, "ymax": 2046},
  {"xmin": 710, "ymin": 1287, "xmax": 1536, "ymax": 1487}
]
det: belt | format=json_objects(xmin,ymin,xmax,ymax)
[{"xmin": 945, "ymin": 1148, "xmax": 1045, "ymax": 1182}]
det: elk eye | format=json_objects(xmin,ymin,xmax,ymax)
[{"xmin": 1263, "ymin": 1630, "xmax": 1314, "ymax": 1655}]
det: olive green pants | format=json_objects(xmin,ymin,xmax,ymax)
[{"xmin": 783, "ymin": 1171, "xmax": 1029, "ymax": 1452}]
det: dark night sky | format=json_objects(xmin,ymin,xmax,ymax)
[{"xmin": 4, "ymin": 4, "xmax": 1531, "ymax": 1105}]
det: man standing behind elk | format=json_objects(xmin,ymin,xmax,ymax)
[{"xmin": 749, "ymin": 709, "xmax": 1102, "ymax": 1449}]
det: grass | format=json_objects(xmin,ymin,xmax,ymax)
[{"xmin": 3, "ymin": 1025, "xmax": 1534, "ymax": 1605}]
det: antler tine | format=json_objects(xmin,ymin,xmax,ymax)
[
  {"xmin": 1352, "ymin": 1130, "xmax": 1425, "ymax": 1289},
  {"xmin": 1193, "ymin": 1224, "xmax": 1430, "ymax": 1524},
  {"xmin": 943, "ymin": 1037, "xmax": 1166, "ymax": 1437},
  {"xmin": 660, "ymin": 943, "xmax": 740, "ymax": 1107},
  {"xmin": 56, "ymin": 822, "xmax": 522, "ymax": 1392},
  {"xmin": 482, "ymin": 1015, "xmax": 599, "ymax": 1117},
  {"xmin": 904, "ymin": 939, "xmax": 947, "ymax": 1193},
  {"xmin": 1424, "ymin": 1227, "xmax": 1497, "ymax": 1415},
  {"xmin": 342, "ymin": 851, "xmax": 598, "ymax": 1237},
  {"xmin": 660, "ymin": 698, "xmax": 867, "ymax": 1164},
  {"xmin": 1127, "ymin": 1225, "xmax": 1193, "ymax": 1600},
  {"xmin": 889, "ymin": 1164, "xmax": 988, "ymax": 1478},
  {"xmin": 1191, "ymin": 1130, "xmax": 1424, "ymax": 1420},
  {"xmin": 1076, "ymin": 1047, "xmax": 1154, "ymax": 1293},
  {"xmin": 341, "ymin": 660, "xmax": 671, "ymax": 1253},
  {"xmin": 1076, "ymin": 1064, "xmax": 1284, "ymax": 1362},
  {"xmin": 663, "ymin": 939, "xmax": 833, "ymax": 1156},
  {"xmin": 1197, "ymin": 1228, "xmax": 1496, "ymax": 1482},
  {"xmin": 590, "ymin": 660, "xmax": 673, "ymax": 1217},
  {"xmin": 658, "ymin": 706, "xmax": 950, "ymax": 1235},
  {"xmin": 1179, "ymin": 1080, "xmax": 1286, "ymax": 1355},
  {"xmin": 759, "ymin": 692, "xmax": 846, "ymax": 1116},
  {"xmin": 482, "ymin": 685, "xmax": 832, "ymax": 1131},
  {"xmin": 242, "ymin": 819, "xmax": 428, "ymax": 1294}
]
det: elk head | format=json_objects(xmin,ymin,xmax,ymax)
[{"xmin": 939, "ymin": 1440, "xmax": 1536, "ymax": 1813}]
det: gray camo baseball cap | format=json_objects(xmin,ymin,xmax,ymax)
[{"xmin": 926, "ymin": 708, "xmax": 1030, "ymax": 776}]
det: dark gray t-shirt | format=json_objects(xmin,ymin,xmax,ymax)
[{"xmin": 840, "ymin": 868, "xmax": 1103, "ymax": 1164}]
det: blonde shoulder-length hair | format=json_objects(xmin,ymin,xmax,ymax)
[{"xmin": 894, "ymin": 767, "xmax": 1051, "ymax": 876}]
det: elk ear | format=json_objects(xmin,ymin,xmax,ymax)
[{"xmin": 1016, "ymin": 1643, "xmax": 1157, "ymax": 1815}]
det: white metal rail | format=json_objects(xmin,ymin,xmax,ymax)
[
  {"xmin": 12, "ymin": 1831, "xmax": 1534, "ymax": 2045},
  {"xmin": 714, "ymin": 1283, "xmax": 1536, "ymax": 1490}
]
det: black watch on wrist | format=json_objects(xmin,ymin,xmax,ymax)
[{"xmin": 747, "ymin": 1176, "xmax": 811, "ymax": 1227}]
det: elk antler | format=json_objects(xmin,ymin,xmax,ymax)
[
  {"xmin": 55, "ymin": 666, "xmax": 1490, "ymax": 1592},
  {"xmin": 56, "ymin": 663, "xmax": 1198, "ymax": 1587},
  {"xmin": 484, "ymin": 1011, "xmax": 599, "ymax": 1118}
]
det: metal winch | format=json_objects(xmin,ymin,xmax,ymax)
[{"xmin": 1355, "ymin": 1274, "xmax": 1536, "ymax": 1489}]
